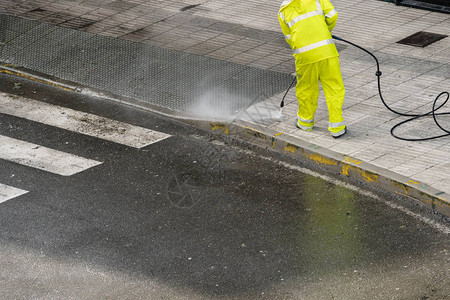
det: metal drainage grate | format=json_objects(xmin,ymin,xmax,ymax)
[{"xmin": 397, "ymin": 31, "xmax": 447, "ymax": 47}]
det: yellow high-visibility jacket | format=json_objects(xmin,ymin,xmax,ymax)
[{"xmin": 278, "ymin": 0, "xmax": 339, "ymax": 65}]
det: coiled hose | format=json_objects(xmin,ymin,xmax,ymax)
[{"xmin": 280, "ymin": 35, "xmax": 450, "ymax": 141}]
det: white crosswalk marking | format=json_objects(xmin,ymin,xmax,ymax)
[
  {"xmin": 0, "ymin": 135, "xmax": 102, "ymax": 176},
  {"xmin": 0, "ymin": 183, "xmax": 28, "ymax": 203},
  {"xmin": 0, "ymin": 92, "xmax": 171, "ymax": 148},
  {"xmin": 0, "ymin": 92, "xmax": 172, "ymax": 203}
]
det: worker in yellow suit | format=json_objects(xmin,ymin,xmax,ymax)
[{"xmin": 278, "ymin": 0, "xmax": 346, "ymax": 138}]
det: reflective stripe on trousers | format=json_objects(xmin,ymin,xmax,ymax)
[
  {"xmin": 330, "ymin": 127, "xmax": 346, "ymax": 137},
  {"xmin": 329, "ymin": 121, "xmax": 346, "ymax": 137},
  {"xmin": 329, "ymin": 121, "xmax": 345, "ymax": 129},
  {"xmin": 297, "ymin": 116, "xmax": 314, "ymax": 131}
]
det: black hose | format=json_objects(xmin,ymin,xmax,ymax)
[{"xmin": 332, "ymin": 34, "xmax": 449, "ymax": 141}]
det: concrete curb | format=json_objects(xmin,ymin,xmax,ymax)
[{"xmin": 1, "ymin": 63, "xmax": 449, "ymax": 218}]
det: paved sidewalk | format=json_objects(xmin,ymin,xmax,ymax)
[{"xmin": 1, "ymin": 0, "xmax": 449, "ymax": 214}]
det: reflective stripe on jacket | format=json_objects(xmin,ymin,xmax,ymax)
[{"xmin": 278, "ymin": 0, "xmax": 339, "ymax": 65}]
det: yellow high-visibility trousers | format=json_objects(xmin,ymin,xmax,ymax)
[{"xmin": 295, "ymin": 57, "xmax": 346, "ymax": 137}]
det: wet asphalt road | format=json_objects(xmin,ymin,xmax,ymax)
[{"xmin": 0, "ymin": 73, "xmax": 449, "ymax": 299}]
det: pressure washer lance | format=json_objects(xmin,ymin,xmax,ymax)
[
  {"xmin": 279, "ymin": 73, "xmax": 297, "ymax": 116},
  {"xmin": 280, "ymin": 35, "xmax": 450, "ymax": 141}
]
